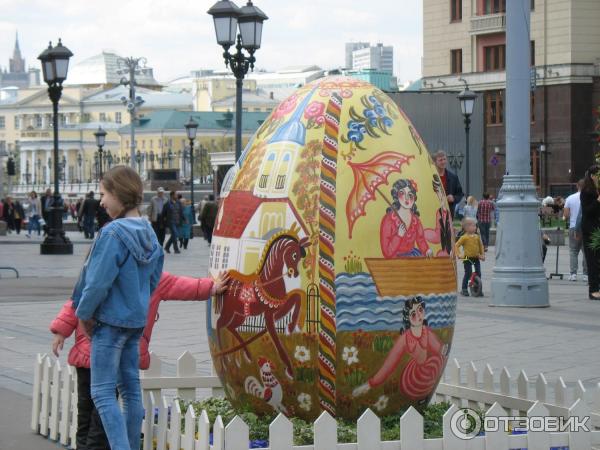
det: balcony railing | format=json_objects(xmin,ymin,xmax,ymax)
[{"xmin": 470, "ymin": 13, "xmax": 506, "ymax": 35}]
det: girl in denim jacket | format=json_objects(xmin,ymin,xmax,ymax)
[{"xmin": 72, "ymin": 166, "xmax": 163, "ymax": 450}]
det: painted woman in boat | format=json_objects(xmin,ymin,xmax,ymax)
[
  {"xmin": 352, "ymin": 296, "xmax": 448, "ymax": 402},
  {"xmin": 380, "ymin": 179, "xmax": 432, "ymax": 258},
  {"xmin": 424, "ymin": 174, "xmax": 453, "ymax": 256}
]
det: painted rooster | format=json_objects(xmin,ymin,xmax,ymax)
[{"xmin": 244, "ymin": 357, "xmax": 288, "ymax": 414}]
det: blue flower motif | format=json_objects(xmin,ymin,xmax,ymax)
[
  {"xmin": 382, "ymin": 117, "xmax": 393, "ymax": 127},
  {"xmin": 358, "ymin": 124, "xmax": 367, "ymax": 134},
  {"xmin": 348, "ymin": 130, "xmax": 364, "ymax": 143},
  {"xmin": 348, "ymin": 121, "xmax": 361, "ymax": 131},
  {"xmin": 369, "ymin": 95, "xmax": 382, "ymax": 107},
  {"xmin": 369, "ymin": 118, "xmax": 378, "ymax": 126},
  {"xmin": 364, "ymin": 108, "xmax": 377, "ymax": 119},
  {"xmin": 374, "ymin": 105, "xmax": 386, "ymax": 117}
]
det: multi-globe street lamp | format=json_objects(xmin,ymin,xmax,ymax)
[
  {"xmin": 94, "ymin": 126, "xmax": 107, "ymax": 179},
  {"xmin": 207, "ymin": 0, "xmax": 268, "ymax": 161},
  {"xmin": 457, "ymin": 87, "xmax": 476, "ymax": 196},
  {"xmin": 38, "ymin": 39, "xmax": 73, "ymax": 254},
  {"xmin": 77, "ymin": 152, "xmax": 82, "ymax": 183},
  {"xmin": 185, "ymin": 116, "xmax": 198, "ymax": 218},
  {"xmin": 118, "ymin": 57, "xmax": 145, "ymax": 171},
  {"xmin": 448, "ymin": 152, "xmax": 464, "ymax": 174}
]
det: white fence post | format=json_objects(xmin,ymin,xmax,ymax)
[
  {"xmin": 401, "ymin": 406, "xmax": 424, "ymax": 450},
  {"xmin": 177, "ymin": 351, "xmax": 197, "ymax": 402},
  {"xmin": 31, "ymin": 353, "xmax": 44, "ymax": 432},
  {"xmin": 181, "ymin": 405, "xmax": 196, "ymax": 450},
  {"xmin": 314, "ymin": 411, "xmax": 337, "ymax": 450},
  {"xmin": 484, "ymin": 402, "xmax": 509, "ymax": 449},
  {"xmin": 213, "ymin": 415, "xmax": 225, "ymax": 450},
  {"xmin": 59, "ymin": 364, "xmax": 73, "ymax": 446},
  {"xmin": 269, "ymin": 413, "xmax": 293, "ymax": 450},
  {"xmin": 49, "ymin": 359, "xmax": 61, "ymax": 440},
  {"xmin": 526, "ymin": 401, "xmax": 550, "ymax": 450},
  {"xmin": 224, "ymin": 416, "xmax": 249, "ymax": 450},
  {"xmin": 357, "ymin": 408, "xmax": 380, "ymax": 450},
  {"xmin": 568, "ymin": 398, "xmax": 591, "ymax": 450},
  {"xmin": 156, "ymin": 395, "xmax": 169, "ymax": 450},
  {"xmin": 39, "ymin": 355, "xmax": 52, "ymax": 436},
  {"xmin": 197, "ymin": 409, "xmax": 211, "ymax": 450},
  {"xmin": 442, "ymin": 404, "xmax": 466, "ymax": 450},
  {"xmin": 167, "ymin": 397, "xmax": 182, "ymax": 450}
]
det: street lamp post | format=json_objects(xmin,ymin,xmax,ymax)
[
  {"xmin": 185, "ymin": 116, "xmax": 199, "ymax": 218},
  {"xmin": 491, "ymin": 0, "xmax": 548, "ymax": 307},
  {"xmin": 94, "ymin": 126, "xmax": 107, "ymax": 179},
  {"xmin": 458, "ymin": 88, "xmax": 476, "ymax": 196},
  {"xmin": 167, "ymin": 149, "xmax": 173, "ymax": 169},
  {"xmin": 208, "ymin": 0, "xmax": 268, "ymax": 161},
  {"xmin": 38, "ymin": 39, "xmax": 73, "ymax": 255},
  {"xmin": 448, "ymin": 152, "xmax": 464, "ymax": 174},
  {"xmin": 106, "ymin": 151, "xmax": 113, "ymax": 170},
  {"xmin": 118, "ymin": 57, "xmax": 146, "ymax": 171}
]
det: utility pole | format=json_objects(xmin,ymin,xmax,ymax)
[{"xmin": 491, "ymin": 0, "xmax": 549, "ymax": 307}]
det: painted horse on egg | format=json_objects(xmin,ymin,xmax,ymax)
[{"xmin": 214, "ymin": 223, "xmax": 309, "ymax": 379}]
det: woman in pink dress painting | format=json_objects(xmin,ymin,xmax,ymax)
[
  {"xmin": 352, "ymin": 297, "xmax": 448, "ymax": 402},
  {"xmin": 380, "ymin": 179, "xmax": 432, "ymax": 258}
]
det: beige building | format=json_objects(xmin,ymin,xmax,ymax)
[{"xmin": 422, "ymin": 0, "xmax": 600, "ymax": 195}]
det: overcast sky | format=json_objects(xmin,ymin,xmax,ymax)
[{"xmin": 0, "ymin": 0, "xmax": 423, "ymax": 84}]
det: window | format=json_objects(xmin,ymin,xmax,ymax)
[
  {"xmin": 115, "ymin": 112, "xmax": 122, "ymax": 124},
  {"xmin": 0, "ymin": 116, "xmax": 5, "ymax": 129},
  {"xmin": 221, "ymin": 246, "xmax": 230, "ymax": 269},
  {"xmin": 209, "ymin": 245, "xmax": 215, "ymax": 267},
  {"xmin": 274, "ymin": 152, "xmax": 291, "ymax": 191},
  {"xmin": 451, "ymin": 0, "xmax": 462, "ymax": 21},
  {"xmin": 242, "ymin": 107, "xmax": 248, "ymax": 112},
  {"xmin": 150, "ymin": 140, "xmax": 153, "ymax": 149},
  {"xmin": 14, "ymin": 116, "xmax": 20, "ymax": 129},
  {"xmin": 530, "ymin": 92, "xmax": 535, "ymax": 123},
  {"xmin": 214, "ymin": 245, "xmax": 221, "ymax": 269},
  {"xmin": 99, "ymin": 113, "xmax": 107, "ymax": 122},
  {"xmin": 484, "ymin": 45, "xmax": 505, "ymax": 71},
  {"xmin": 531, "ymin": 41, "xmax": 535, "ymax": 66},
  {"xmin": 82, "ymin": 113, "xmax": 91, "ymax": 123},
  {"xmin": 531, "ymin": 0, "xmax": 535, "ymax": 10},
  {"xmin": 484, "ymin": 0, "xmax": 505, "ymax": 14},
  {"xmin": 259, "ymin": 174, "xmax": 269, "ymax": 188},
  {"xmin": 451, "ymin": 49, "xmax": 462, "ymax": 74},
  {"xmin": 60, "ymin": 114, "xmax": 67, "ymax": 126},
  {"xmin": 35, "ymin": 115, "xmax": 43, "ymax": 128},
  {"xmin": 486, "ymin": 90, "xmax": 504, "ymax": 125},
  {"xmin": 254, "ymin": 108, "xmax": 261, "ymax": 112}
]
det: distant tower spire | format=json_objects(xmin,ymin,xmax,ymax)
[{"xmin": 9, "ymin": 30, "xmax": 25, "ymax": 73}]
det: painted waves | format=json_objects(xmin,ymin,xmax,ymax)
[{"xmin": 336, "ymin": 272, "xmax": 457, "ymax": 332}]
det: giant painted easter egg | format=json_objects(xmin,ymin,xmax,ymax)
[{"xmin": 207, "ymin": 76, "xmax": 457, "ymax": 420}]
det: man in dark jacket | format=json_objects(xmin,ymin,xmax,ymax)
[
  {"xmin": 433, "ymin": 150, "xmax": 464, "ymax": 218},
  {"xmin": 164, "ymin": 190, "xmax": 184, "ymax": 253},
  {"xmin": 199, "ymin": 194, "xmax": 218, "ymax": 244},
  {"xmin": 78, "ymin": 191, "xmax": 99, "ymax": 239}
]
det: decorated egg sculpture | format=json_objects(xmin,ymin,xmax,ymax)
[{"xmin": 208, "ymin": 76, "xmax": 457, "ymax": 420}]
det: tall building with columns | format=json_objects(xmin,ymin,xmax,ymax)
[
  {"xmin": 421, "ymin": 0, "xmax": 600, "ymax": 196},
  {"xmin": 0, "ymin": 32, "xmax": 41, "ymax": 89}
]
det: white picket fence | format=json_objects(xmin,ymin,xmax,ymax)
[{"xmin": 31, "ymin": 352, "xmax": 600, "ymax": 450}]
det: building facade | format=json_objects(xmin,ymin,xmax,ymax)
[
  {"xmin": 422, "ymin": 0, "xmax": 600, "ymax": 196},
  {"xmin": 0, "ymin": 33, "xmax": 40, "ymax": 89},
  {"xmin": 351, "ymin": 43, "xmax": 394, "ymax": 74}
]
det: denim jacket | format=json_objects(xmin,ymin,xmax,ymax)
[{"xmin": 73, "ymin": 217, "xmax": 164, "ymax": 328}]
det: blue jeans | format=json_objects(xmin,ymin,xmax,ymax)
[
  {"xmin": 83, "ymin": 215, "xmax": 95, "ymax": 239},
  {"xmin": 478, "ymin": 221, "xmax": 491, "ymax": 248},
  {"xmin": 91, "ymin": 322, "xmax": 144, "ymax": 450},
  {"xmin": 27, "ymin": 215, "xmax": 41, "ymax": 235}
]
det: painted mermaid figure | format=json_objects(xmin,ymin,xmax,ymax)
[{"xmin": 352, "ymin": 296, "xmax": 448, "ymax": 401}]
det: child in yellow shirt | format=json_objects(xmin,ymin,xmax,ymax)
[{"xmin": 455, "ymin": 217, "xmax": 485, "ymax": 296}]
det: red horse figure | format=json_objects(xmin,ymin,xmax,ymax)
[{"xmin": 214, "ymin": 224, "xmax": 309, "ymax": 379}]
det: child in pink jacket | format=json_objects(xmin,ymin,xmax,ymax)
[{"xmin": 50, "ymin": 271, "xmax": 228, "ymax": 450}]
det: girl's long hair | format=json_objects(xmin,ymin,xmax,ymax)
[
  {"xmin": 390, "ymin": 179, "xmax": 419, "ymax": 216},
  {"xmin": 101, "ymin": 165, "xmax": 143, "ymax": 218},
  {"xmin": 401, "ymin": 296, "xmax": 428, "ymax": 334},
  {"xmin": 582, "ymin": 164, "xmax": 600, "ymax": 196}
]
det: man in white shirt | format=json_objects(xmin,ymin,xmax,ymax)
[{"xmin": 563, "ymin": 179, "xmax": 587, "ymax": 281}]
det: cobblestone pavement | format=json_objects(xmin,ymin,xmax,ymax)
[{"xmin": 0, "ymin": 230, "xmax": 598, "ymax": 402}]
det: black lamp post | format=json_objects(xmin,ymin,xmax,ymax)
[
  {"xmin": 94, "ymin": 126, "xmax": 107, "ymax": 178},
  {"xmin": 208, "ymin": 0, "xmax": 268, "ymax": 161},
  {"xmin": 458, "ymin": 88, "xmax": 476, "ymax": 195},
  {"xmin": 94, "ymin": 154, "xmax": 99, "ymax": 181},
  {"xmin": 149, "ymin": 150, "xmax": 155, "ymax": 169},
  {"xmin": 36, "ymin": 158, "xmax": 41, "ymax": 184},
  {"xmin": 185, "ymin": 116, "xmax": 198, "ymax": 220},
  {"xmin": 38, "ymin": 39, "xmax": 73, "ymax": 254},
  {"xmin": 25, "ymin": 159, "xmax": 30, "ymax": 184},
  {"xmin": 167, "ymin": 148, "xmax": 173, "ymax": 168}
]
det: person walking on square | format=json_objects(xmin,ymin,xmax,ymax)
[
  {"xmin": 199, "ymin": 194, "xmax": 218, "ymax": 244},
  {"xmin": 73, "ymin": 166, "xmax": 164, "ymax": 450},
  {"xmin": 179, "ymin": 198, "xmax": 194, "ymax": 250},
  {"xmin": 564, "ymin": 179, "xmax": 587, "ymax": 282},
  {"xmin": 476, "ymin": 193, "xmax": 495, "ymax": 251},
  {"xmin": 147, "ymin": 187, "xmax": 167, "ymax": 245},
  {"xmin": 454, "ymin": 218, "xmax": 485, "ymax": 297},
  {"xmin": 432, "ymin": 150, "xmax": 464, "ymax": 219},
  {"xmin": 463, "ymin": 195, "xmax": 478, "ymax": 220},
  {"xmin": 79, "ymin": 191, "xmax": 99, "ymax": 239},
  {"xmin": 164, "ymin": 190, "xmax": 184, "ymax": 254},
  {"xmin": 26, "ymin": 191, "xmax": 42, "ymax": 237},
  {"xmin": 580, "ymin": 165, "xmax": 600, "ymax": 300},
  {"xmin": 41, "ymin": 188, "xmax": 54, "ymax": 236},
  {"xmin": 2, "ymin": 196, "xmax": 17, "ymax": 233},
  {"xmin": 50, "ymin": 270, "xmax": 228, "ymax": 450}
]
